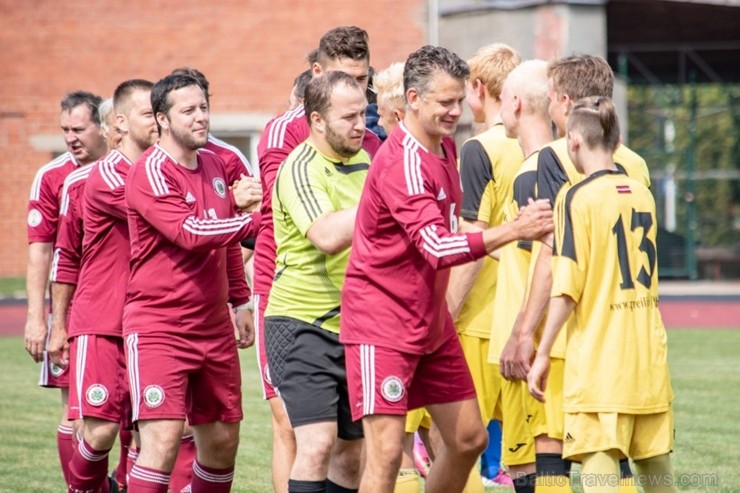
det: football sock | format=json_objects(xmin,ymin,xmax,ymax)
[
  {"xmin": 325, "ymin": 478, "xmax": 358, "ymax": 492},
  {"xmin": 67, "ymin": 437, "xmax": 112, "ymax": 493},
  {"xmin": 57, "ymin": 424, "xmax": 75, "ymax": 485},
  {"xmin": 127, "ymin": 464, "xmax": 170, "ymax": 493},
  {"xmin": 114, "ymin": 428, "xmax": 133, "ymax": 489},
  {"xmin": 394, "ymin": 469, "xmax": 421, "ymax": 493},
  {"xmin": 190, "ymin": 461, "xmax": 234, "ymax": 493},
  {"xmin": 580, "ymin": 451, "xmax": 620, "ymax": 493},
  {"xmin": 633, "ymin": 454, "xmax": 678, "ymax": 493},
  {"xmin": 169, "ymin": 433, "xmax": 195, "ymax": 493},
  {"xmin": 513, "ymin": 472, "xmax": 537, "ymax": 493},
  {"xmin": 536, "ymin": 453, "xmax": 572, "ymax": 492},
  {"xmin": 619, "ymin": 459, "xmax": 638, "ymax": 493},
  {"xmin": 288, "ymin": 478, "xmax": 326, "ymax": 493}
]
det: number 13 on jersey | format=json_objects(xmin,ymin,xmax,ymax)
[{"xmin": 612, "ymin": 208, "xmax": 657, "ymax": 290}]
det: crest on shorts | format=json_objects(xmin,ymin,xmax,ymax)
[
  {"xmin": 381, "ymin": 376, "xmax": 405, "ymax": 403},
  {"xmin": 264, "ymin": 365, "xmax": 272, "ymax": 385},
  {"xmin": 49, "ymin": 362, "xmax": 64, "ymax": 377},
  {"xmin": 213, "ymin": 177, "xmax": 227, "ymax": 198},
  {"xmin": 28, "ymin": 209, "xmax": 43, "ymax": 227},
  {"xmin": 143, "ymin": 385, "xmax": 165, "ymax": 408},
  {"xmin": 86, "ymin": 384, "xmax": 109, "ymax": 407}
]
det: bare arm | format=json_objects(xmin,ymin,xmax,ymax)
[
  {"xmin": 24, "ymin": 242, "xmax": 52, "ymax": 362},
  {"xmin": 47, "ymin": 282, "xmax": 76, "ymax": 367},
  {"xmin": 527, "ymin": 295, "xmax": 575, "ymax": 402},
  {"xmin": 306, "ymin": 207, "xmax": 358, "ymax": 255}
]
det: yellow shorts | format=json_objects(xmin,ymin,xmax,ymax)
[
  {"xmin": 499, "ymin": 368, "xmax": 543, "ymax": 466},
  {"xmin": 405, "ymin": 407, "xmax": 431, "ymax": 433},
  {"xmin": 459, "ymin": 334, "xmax": 503, "ymax": 423},
  {"xmin": 563, "ymin": 408, "xmax": 674, "ymax": 461},
  {"xmin": 542, "ymin": 357, "xmax": 565, "ymax": 440}
]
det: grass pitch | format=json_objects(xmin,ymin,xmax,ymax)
[{"xmin": 0, "ymin": 330, "xmax": 737, "ymax": 492}]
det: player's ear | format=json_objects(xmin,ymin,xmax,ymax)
[
  {"xmin": 116, "ymin": 113, "xmax": 129, "ymax": 134},
  {"xmin": 312, "ymin": 62, "xmax": 323, "ymax": 78},
  {"xmin": 156, "ymin": 112, "xmax": 169, "ymax": 132},
  {"xmin": 310, "ymin": 111, "xmax": 325, "ymax": 132},
  {"xmin": 406, "ymin": 87, "xmax": 420, "ymax": 111}
]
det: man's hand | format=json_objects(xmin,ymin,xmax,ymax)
[
  {"xmin": 527, "ymin": 353, "xmax": 551, "ymax": 403},
  {"xmin": 47, "ymin": 319, "xmax": 69, "ymax": 368},
  {"xmin": 232, "ymin": 175, "xmax": 262, "ymax": 212},
  {"xmin": 234, "ymin": 308, "xmax": 255, "ymax": 349},
  {"xmin": 511, "ymin": 333, "xmax": 535, "ymax": 381},
  {"xmin": 24, "ymin": 315, "xmax": 48, "ymax": 363},
  {"xmin": 515, "ymin": 198, "xmax": 554, "ymax": 241},
  {"xmin": 499, "ymin": 333, "xmax": 521, "ymax": 381}
]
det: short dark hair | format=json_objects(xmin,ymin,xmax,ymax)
[
  {"xmin": 304, "ymin": 71, "xmax": 363, "ymax": 125},
  {"xmin": 293, "ymin": 70, "xmax": 313, "ymax": 102},
  {"xmin": 60, "ymin": 91, "xmax": 104, "ymax": 125},
  {"xmin": 151, "ymin": 74, "xmax": 205, "ymax": 133},
  {"xmin": 547, "ymin": 54, "xmax": 614, "ymax": 100},
  {"xmin": 113, "ymin": 79, "xmax": 154, "ymax": 115},
  {"xmin": 568, "ymin": 96, "xmax": 620, "ymax": 152},
  {"xmin": 170, "ymin": 67, "xmax": 210, "ymax": 104},
  {"xmin": 316, "ymin": 26, "xmax": 369, "ymax": 67},
  {"xmin": 404, "ymin": 45, "xmax": 469, "ymax": 97}
]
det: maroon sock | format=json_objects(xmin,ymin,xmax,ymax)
[
  {"xmin": 57, "ymin": 424, "xmax": 75, "ymax": 485},
  {"xmin": 127, "ymin": 447, "xmax": 139, "ymax": 485},
  {"xmin": 67, "ymin": 437, "xmax": 111, "ymax": 493},
  {"xmin": 127, "ymin": 464, "xmax": 170, "ymax": 493},
  {"xmin": 190, "ymin": 461, "xmax": 235, "ymax": 493},
  {"xmin": 115, "ymin": 428, "xmax": 133, "ymax": 488},
  {"xmin": 168, "ymin": 434, "xmax": 195, "ymax": 493}
]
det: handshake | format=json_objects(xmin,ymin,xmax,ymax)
[{"xmin": 231, "ymin": 174, "xmax": 262, "ymax": 212}]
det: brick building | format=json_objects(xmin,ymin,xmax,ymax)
[{"xmin": 0, "ymin": 0, "xmax": 428, "ymax": 277}]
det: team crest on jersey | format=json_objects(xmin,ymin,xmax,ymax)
[
  {"xmin": 86, "ymin": 384, "xmax": 109, "ymax": 406},
  {"xmin": 28, "ymin": 208, "xmax": 43, "ymax": 227},
  {"xmin": 381, "ymin": 376, "xmax": 405, "ymax": 403},
  {"xmin": 143, "ymin": 385, "xmax": 165, "ymax": 408},
  {"xmin": 213, "ymin": 177, "xmax": 227, "ymax": 198},
  {"xmin": 49, "ymin": 361, "xmax": 64, "ymax": 377}
]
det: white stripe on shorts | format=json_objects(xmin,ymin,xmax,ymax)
[
  {"xmin": 126, "ymin": 333, "xmax": 140, "ymax": 422},
  {"xmin": 361, "ymin": 344, "xmax": 376, "ymax": 416}
]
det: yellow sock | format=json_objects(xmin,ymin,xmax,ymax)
[
  {"xmin": 461, "ymin": 465, "xmax": 484, "ymax": 493},
  {"xmin": 536, "ymin": 473, "xmax": 572, "ymax": 493},
  {"xmin": 633, "ymin": 454, "xmax": 679, "ymax": 493},
  {"xmin": 394, "ymin": 468, "xmax": 421, "ymax": 493},
  {"xmin": 619, "ymin": 475, "xmax": 638, "ymax": 493}
]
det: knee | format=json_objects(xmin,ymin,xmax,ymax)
[
  {"xmin": 84, "ymin": 419, "xmax": 120, "ymax": 450},
  {"xmin": 201, "ymin": 426, "xmax": 240, "ymax": 463},
  {"xmin": 295, "ymin": 431, "xmax": 335, "ymax": 470},
  {"xmin": 367, "ymin": 437, "xmax": 404, "ymax": 472},
  {"xmin": 330, "ymin": 440, "xmax": 363, "ymax": 481},
  {"xmin": 451, "ymin": 423, "xmax": 488, "ymax": 458}
]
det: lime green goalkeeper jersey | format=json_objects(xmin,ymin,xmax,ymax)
[{"xmin": 265, "ymin": 140, "xmax": 370, "ymax": 333}]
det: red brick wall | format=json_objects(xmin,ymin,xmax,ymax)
[{"xmin": 0, "ymin": 0, "xmax": 427, "ymax": 276}]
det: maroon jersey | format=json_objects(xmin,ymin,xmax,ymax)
[
  {"xmin": 253, "ymin": 104, "xmax": 381, "ymax": 296},
  {"xmin": 340, "ymin": 124, "xmax": 486, "ymax": 355},
  {"xmin": 124, "ymin": 145, "xmax": 260, "ymax": 337},
  {"xmin": 67, "ymin": 150, "xmax": 132, "ymax": 338},
  {"xmin": 50, "ymin": 164, "xmax": 95, "ymax": 285},
  {"xmin": 204, "ymin": 134, "xmax": 254, "ymax": 183},
  {"xmin": 27, "ymin": 152, "xmax": 80, "ymax": 244}
]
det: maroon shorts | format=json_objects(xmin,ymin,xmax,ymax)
[
  {"xmin": 344, "ymin": 325, "xmax": 476, "ymax": 421},
  {"xmin": 125, "ymin": 330, "xmax": 243, "ymax": 426},
  {"xmin": 39, "ymin": 314, "xmax": 69, "ymax": 389},
  {"xmin": 68, "ymin": 335, "xmax": 132, "ymax": 428},
  {"xmin": 254, "ymin": 292, "xmax": 277, "ymax": 400}
]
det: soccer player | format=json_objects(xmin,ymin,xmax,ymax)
[
  {"xmin": 446, "ymin": 43, "xmax": 522, "ymax": 492},
  {"xmin": 502, "ymin": 54, "xmax": 650, "ymax": 493},
  {"xmin": 339, "ymin": 45, "xmax": 553, "ymax": 493},
  {"xmin": 484, "ymin": 59, "xmax": 554, "ymax": 493},
  {"xmin": 99, "ymin": 98, "xmax": 123, "ymax": 150},
  {"xmin": 122, "ymin": 73, "xmax": 260, "ymax": 493},
  {"xmin": 253, "ymin": 25, "xmax": 382, "ymax": 493},
  {"xmin": 25, "ymin": 90, "xmax": 107, "ymax": 485},
  {"xmin": 528, "ymin": 96, "xmax": 676, "ymax": 493},
  {"xmin": 48, "ymin": 79, "xmax": 159, "ymax": 493},
  {"xmin": 264, "ymin": 70, "xmax": 369, "ymax": 493},
  {"xmin": 373, "ymin": 62, "xmax": 406, "ymax": 136}
]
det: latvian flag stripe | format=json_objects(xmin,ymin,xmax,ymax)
[{"xmin": 616, "ymin": 185, "xmax": 631, "ymax": 194}]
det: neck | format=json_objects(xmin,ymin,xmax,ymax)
[
  {"xmin": 483, "ymin": 100, "xmax": 503, "ymax": 128},
  {"xmin": 578, "ymin": 147, "xmax": 617, "ymax": 176},
  {"xmin": 308, "ymin": 133, "xmax": 350, "ymax": 164},
  {"xmin": 403, "ymin": 115, "xmax": 443, "ymax": 156},
  {"xmin": 517, "ymin": 115, "xmax": 554, "ymax": 157},
  {"xmin": 120, "ymin": 139, "xmax": 147, "ymax": 163},
  {"xmin": 159, "ymin": 135, "xmax": 198, "ymax": 169}
]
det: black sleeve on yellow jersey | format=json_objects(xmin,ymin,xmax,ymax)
[
  {"xmin": 513, "ymin": 169, "xmax": 537, "ymax": 252},
  {"xmin": 556, "ymin": 174, "xmax": 596, "ymax": 260},
  {"xmin": 459, "ymin": 140, "xmax": 493, "ymax": 221},
  {"xmin": 536, "ymin": 147, "xmax": 569, "ymax": 205}
]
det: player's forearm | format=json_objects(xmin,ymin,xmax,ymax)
[
  {"xmin": 536, "ymin": 295, "xmax": 575, "ymax": 357},
  {"xmin": 306, "ymin": 207, "xmax": 357, "ymax": 255},
  {"xmin": 26, "ymin": 242, "xmax": 53, "ymax": 319},
  {"xmin": 518, "ymin": 245, "xmax": 553, "ymax": 340},
  {"xmin": 172, "ymin": 213, "xmax": 262, "ymax": 251},
  {"xmin": 481, "ymin": 221, "xmax": 520, "ymax": 254},
  {"xmin": 446, "ymin": 259, "xmax": 483, "ymax": 319},
  {"xmin": 50, "ymin": 282, "xmax": 76, "ymax": 328}
]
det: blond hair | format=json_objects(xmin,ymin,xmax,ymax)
[
  {"xmin": 373, "ymin": 62, "xmax": 405, "ymax": 111},
  {"xmin": 547, "ymin": 54, "xmax": 614, "ymax": 101},
  {"xmin": 504, "ymin": 59, "xmax": 549, "ymax": 117},
  {"xmin": 467, "ymin": 43, "xmax": 521, "ymax": 101}
]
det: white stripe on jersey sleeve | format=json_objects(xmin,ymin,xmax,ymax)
[
  {"xmin": 144, "ymin": 150, "xmax": 169, "ymax": 196},
  {"xmin": 29, "ymin": 153, "xmax": 74, "ymax": 201}
]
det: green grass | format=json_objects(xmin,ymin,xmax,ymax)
[
  {"xmin": 0, "ymin": 277, "xmax": 25, "ymax": 298},
  {"xmin": 0, "ymin": 330, "xmax": 738, "ymax": 492}
]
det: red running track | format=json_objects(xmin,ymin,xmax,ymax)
[{"xmin": 0, "ymin": 299, "xmax": 737, "ymax": 337}]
